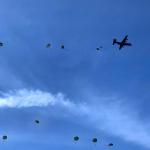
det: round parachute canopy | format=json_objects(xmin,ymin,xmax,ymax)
[
  {"xmin": 2, "ymin": 135, "xmax": 7, "ymax": 140},
  {"xmin": 74, "ymin": 136, "xmax": 79, "ymax": 141},
  {"xmin": 46, "ymin": 43, "xmax": 51, "ymax": 48},
  {"xmin": 35, "ymin": 120, "xmax": 40, "ymax": 124},
  {"xmin": 108, "ymin": 143, "xmax": 113, "ymax": 146},
  {"xmin": 92, "ymin": 138, "xmax": 97, "ymax": 143},
  {"xmin": 96, "ymin": 46, "xmax": 103, "ymax": 51},
  {"xmin": 0, "ymin": 42, "xmax": 3, "ymax": 47},
  {"xmin": 61, "ymin": 44, "xmax": 64, "ymax": 49}
]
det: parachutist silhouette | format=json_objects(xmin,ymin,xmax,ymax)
[
  {"xmin": 92, "ymin": 138, "xmax": 97, "ymax": 143},
  {"xmin": 96, "ymin": 46, "xmax": 103, "ymax": 51},
  {"xmin": 108, "ymin": 143, "xmax": 113, "ymax": 147},
  {"xmin": 0, "ymin": 42, "xmax": 3, "ymax": 47},
  {"xmin": 61, "ymin": 44, "xmax": 64, "ymax": 49},
  {"xmin": 35, "ymin": 120, "xmax": 40, "ymax": 124},
  {"xmin": 46, "ymin": 43, "xmax": 51, "ymax": 48},
  {"xmin": 2, "ymin": 135, "xmax": 7, "ymax": 140},
  {"xmin": 74, "ymin": 136, "xmax": 79, "ymax": 142}
]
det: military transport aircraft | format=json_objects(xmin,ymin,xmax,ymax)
[{"xmin": 113, "ymin": 35, "xmax": 132, "ymax": 50}]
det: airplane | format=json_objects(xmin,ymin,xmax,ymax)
[{"xmin": 113, "ymin": 35, "xmax": 132, "ymax": 50}]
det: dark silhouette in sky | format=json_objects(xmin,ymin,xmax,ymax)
[
  {"xmin": 61, "ymin": 44, "xmax": 65, "ymax": 49},
  {"xmin": 2, "ymin": 135, "xmax": 7, "ymax": 140},
  {"xmin": 96, "ymin": 46, "xmax": 103, "ymax": 51},
  {"xmin": 92, "ymin": 137, "xmax": 98, "ymax": 143},
  {"xmin": 108, "ymin": 143, "xmax": 113, "ymax": 146},
  {"xmin": 0, "ymin": 42, "xmax": 3, "ymax": 47},
  {"xmin": 35, "ymin": 120, "xmax": 40, "ymax": 124},
  {"xmin": 46, "ymin": 43, "xmax": 51, "ymax": 48},
  {"xmin": 74, "ymin": 136, "xmax": 79, "ymax": 142},
  {"xmin": 113, "ymin": 35, "xmax": 132, "ymax": 50}
]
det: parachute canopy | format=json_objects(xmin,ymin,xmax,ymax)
[
  {"xmin": 46, "ymin": 43, "xmax": 51, "ymax": 48},
  {"xmin": 74, "ymin": 136, "xmax": 79, "ymax": 141},
  {"xmin": 0, "ymin": 42, "xmax": 3, "ymax": 47},
  {"xmin": 35, "ymin": 120, "xmax": 40, "ymax": 124},
  {"xmin": 108, "ymin": 143, "xmax": 113, "ymax": 146},
  {"xmin": 92, "ymin": 138, "xmax": 97, "ymax": 143},
  {"xmin": 2, "ymin": 135, "xmax": 7, "ymax": 140},
  {"xmin": 96, "ymin": 46, "xmax": 103, "ymax": 51},
  {"xmin": 61, "ymin": 44, "xmax": 64, "ymax": 49}
]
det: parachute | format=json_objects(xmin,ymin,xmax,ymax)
[
  {"xmin": 61, "ymin": 44, "xmax": 64, "ymax": 49},
  {"xmin": 0, "ymin": 42, "xmax": 3, "ymax": 47},
  {"xmin": 46, "ymin": 43, "xmax": 51, "ymax": 48},
  {"xmin": 35, "ymin": 120, "xmax": 40, "ymax": 124},
  {"xmin": 2, "ymin": 135, "xmax": 7, "ymax": 140},
  {"xmin": 74, "ymin": 136, "xmax": 79, "ymax": 142},
  {"xmin": 108, "ymin": 143, "xmax": 113, "ymax": 147},
  {"xmin": 92, "ymin": 138, "xmax": 98, "ymax": 143}
]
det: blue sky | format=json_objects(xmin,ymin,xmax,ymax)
[{"xmin": 0, "ymin": 0, "xmax": 150, "ymax": 149}]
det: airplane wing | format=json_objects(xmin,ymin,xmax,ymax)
[
  {"xmin": 124, "ymin": 43, "xmax": 132, "ymax": 46},
  {"xmin": 119, "ymin": 44, "xmax": 123, "ymax": 50},
  {"xmin": 115, "ymin": 42, "xmax": 121, "ymax": 45},
  {"xmin": 122, "ymin": 35, "xmax": 128, "ymax": 43}
]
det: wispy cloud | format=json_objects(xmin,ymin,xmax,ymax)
[
  {"xmin": 0, "ymin": 89, "xmax": 149, "ymax": 149},
  {"xmin": 87, "ymin": 102, "xmax": 150, "ymax": 149},
  {"xmin": 0, "ymin": 89, "xmax": 71, "ymax": 108}
]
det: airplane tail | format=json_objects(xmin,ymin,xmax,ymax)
[{"xmin": 113, "ymin": 39, "xmax": 117, "ymax": 45}]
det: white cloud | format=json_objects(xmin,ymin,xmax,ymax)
[
  {"xmin": 0, "ymin": 89, "xmax": 69, "ymax": 108},
  {"xmin": 0, "ymin": 89, "xmax": 150, "ymax": 149},
  {"xmin": 0, "ymin": 89, "xmax": 89, "ymax": 116},
  {"xmin": 87, "ymin": 102, "xmax": 150, "ymax": 149}
]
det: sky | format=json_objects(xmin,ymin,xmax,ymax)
[{"xmin": 0, "ymin": 0, "xmax": 150, "ymax": 149}]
